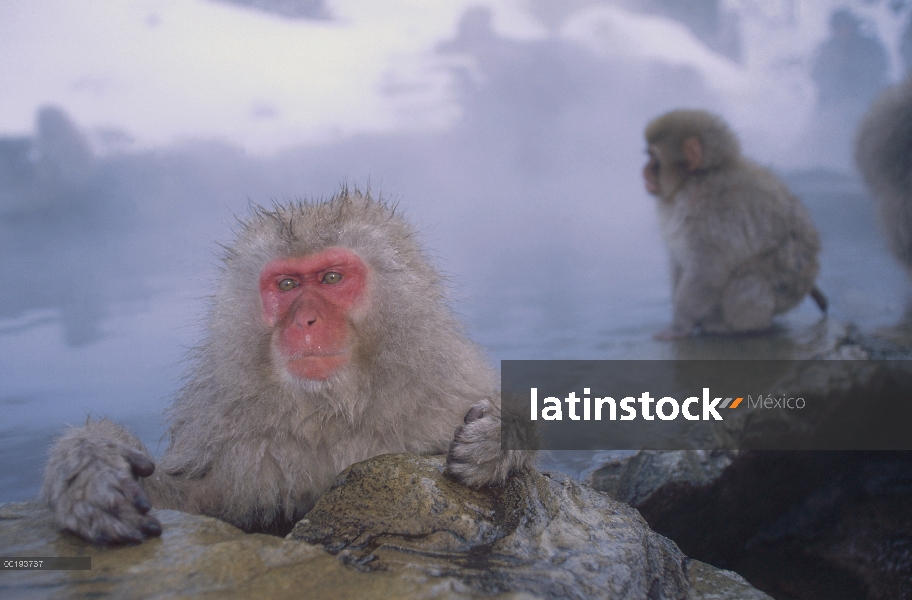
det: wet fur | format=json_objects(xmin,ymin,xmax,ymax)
[
  {"xmin": 43, "ymin": 191, "xmax": 532, "ymax": 541},
  {"xmin": 855, "ymin": 78, "xmax": 912, "ymax": 272}
]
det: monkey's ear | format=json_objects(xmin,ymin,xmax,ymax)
[{"xmin": 682, "ymin": 136, "xmax": 703, "ymax": 171}]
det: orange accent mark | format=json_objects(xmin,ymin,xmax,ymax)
[{"xmin": 729, "ymin": 397, "xmax": 743, "ymax": 409}]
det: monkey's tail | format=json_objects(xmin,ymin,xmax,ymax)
[{"xmin": 810, "ymin": 286, "xmax": 828, "ymax": 314}]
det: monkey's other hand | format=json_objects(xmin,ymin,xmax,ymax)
[
  {"xmin": 653, "ymin": 326, "xmax": 692, "ymax": 341},
  {"xmin": 42, "ymin": 422, "xmax": 162, "ymax": 545},
  {"xmin": 446, "ymin": 399, "xmax": 529, "ymax": 488}
]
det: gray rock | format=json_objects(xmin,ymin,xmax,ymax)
[
  {"xmin": 0, "ymin": 454, "xmax": 772, "ymax": 599},
  {"xmin": 290, "ymin": 454, "xmax": 770, "ymax": 599},
  {"xmin": 583, "ymin": 450, "xmax": 736, "ymax": 507},
  {"xmin": 0, "ymin": 500, "xmax": 461, "ymax": 599}
]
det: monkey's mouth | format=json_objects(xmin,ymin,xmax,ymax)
[{"xmin": 284, "ymin": 352, "xmax": 349, "ymax": 381}]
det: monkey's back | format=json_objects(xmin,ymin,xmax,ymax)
[
  {"xmin": 668, "ymin": 159, "xmax": 820, "ymax": 314},
  {"xmin": 856, "ymin": 78, "xmax": 912, "ymax": 271}
]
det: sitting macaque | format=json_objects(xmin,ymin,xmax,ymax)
[
  {"xmin": 855, "ymin": 78, "xmax": 912, "ymax": 273},
  {"xmin": 42, "ymin": 191, "xmax": 531, "ymax": 543},
  {"xmin": 643, "ymin": 109, "xmax": 827, "ymax": 339}
]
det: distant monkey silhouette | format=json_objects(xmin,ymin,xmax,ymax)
[{"xmin": 643, "ymin": 110, "xmax": 826, "ymax": 339}]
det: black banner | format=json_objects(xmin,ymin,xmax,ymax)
[{"xmin": 501, "ymin": 360, "xmax": 912, "ymax": 450}]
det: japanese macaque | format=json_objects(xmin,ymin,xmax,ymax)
[
  {"xmin": 855, "ymin": 78, "xmax": 912, "ymax": 273},
  {"xmin": 643, "ymin": 110, "xmax": 826, "ymax": 340},
  {"xmin": 42, "ymin": 190, "xmax": 531, "ymax": 543}
]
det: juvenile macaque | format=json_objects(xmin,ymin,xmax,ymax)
[
  {"xmin": 43, "ymin": 191, "xmax": 531, "ymax": 543},
  {"xmin": 855, "ymin": 78, "xmax": 912, "ymax": 272},
  {"xmin": 643, "ymin": 110, "xmax": 826, "ymax": 339}
]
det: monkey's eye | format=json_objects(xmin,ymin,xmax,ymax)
[
  {"xmin": 321, "ymin": 272, "xmax": 343, "ymax": 285},
  {"xmin": 278, "ymin": 278, "xmax": 298, "ymax": 291}
]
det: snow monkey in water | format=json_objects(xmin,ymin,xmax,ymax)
[
  {"xmin": 642, "ymin": 109, "xmax": 827, "ymax": 340},
  {"xmin": 855, "ymin": 78, "xmax": 912, "ymax": 275},
  {"xmin": 43, "ymin": 190, "xmax": 533, "ymax": 543}
]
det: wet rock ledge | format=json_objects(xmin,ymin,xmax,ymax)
[{"xmin": 1, "ymin": 454, "xmax": 769, "ymax": 599}]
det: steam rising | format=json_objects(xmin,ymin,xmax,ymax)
[{"xmin": 0, "ymin": 0, "xmax": 910, "ymax": 501}]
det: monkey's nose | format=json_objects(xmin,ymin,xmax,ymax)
[
  {"xmin": 292, "ymin": 309, "xmax": 319, "ymax": 328},
  {"xmin": 294, "ymin": 316, "xmax": 317, "ymax": 328}
]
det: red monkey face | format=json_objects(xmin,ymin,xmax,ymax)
[{"xmin": 259, "ymin": 247, "xmax": 369, "ymax": 381}]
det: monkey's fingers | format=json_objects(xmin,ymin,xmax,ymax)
[
  {"xmin": 56, "ymin": 456, "xmax": 162, "ymax": 545},
  {"xmin": 463, "ymin": 404, "xmax": 486, "ymax": 423},
  {"xmin": 70, "ymin": 476, "xmax": 161, "ymax": 545},
  {"xmin": 446, "ymin": 400, "xmax": 518, "ymax": 488},
  {"xmin": 74, "ymin": 505, "xmax": 162, "ymax": 545},
  {"xmin": 86, "ymin": 511, "xmax": 162, "ymax": 545},
  {"xmin": 112, "ymin": 476, "xmax": 162, "ymax": 540},
  {"xmin": 117, "ymin": 474, "xmax": 155, "ymax": 515},
  {"xmin": 126, "ymin": 448, "xmax": 156, "ymax": 478}
]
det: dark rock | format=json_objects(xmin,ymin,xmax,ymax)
[
  {"xmin": 585, "ymin": 450, "xmax": 736, "ymax": 507},
  {"xmin": 582, "ymin": 328, "xmax": 912, "ymax": 600}
]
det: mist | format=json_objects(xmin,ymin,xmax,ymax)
[{"xmin": 1, "ymin": 0, "xmax": 909, "ymax": 505}]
